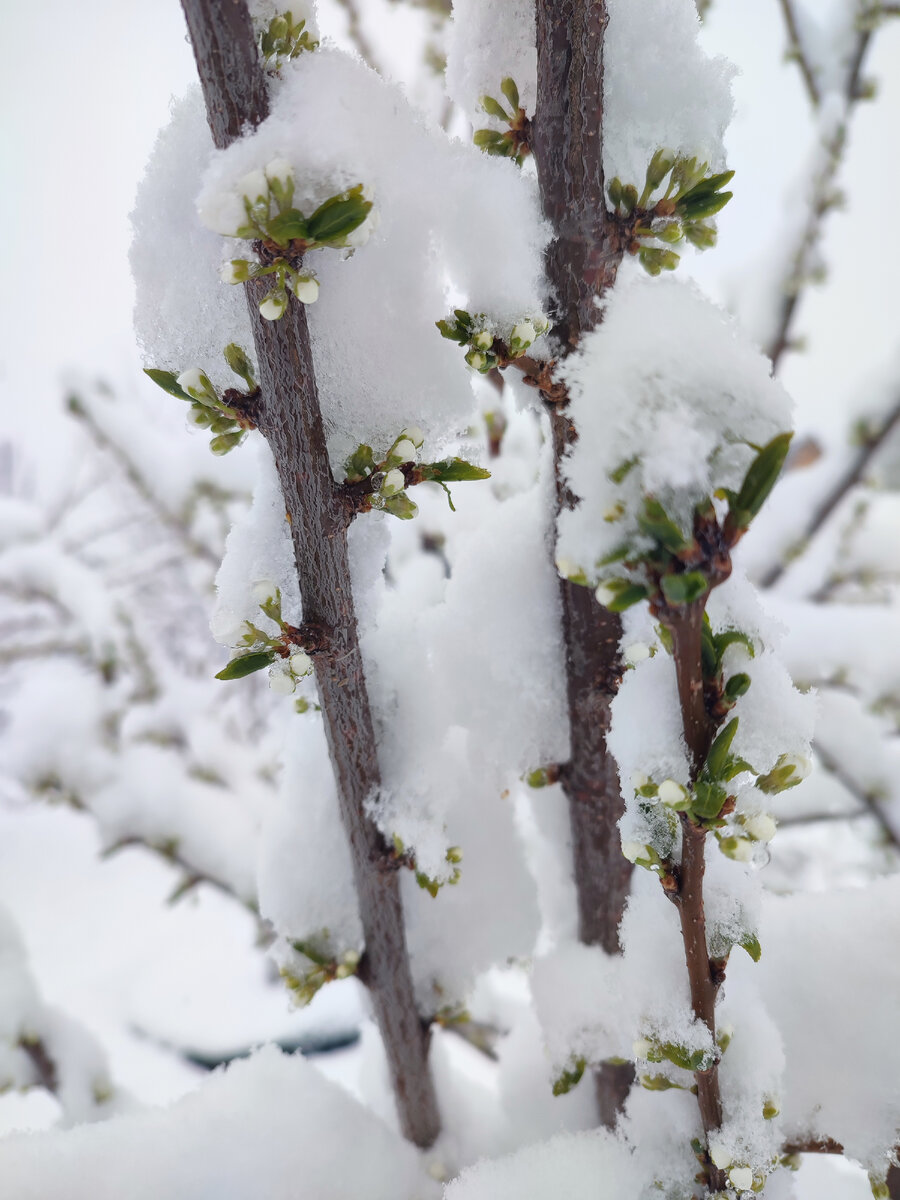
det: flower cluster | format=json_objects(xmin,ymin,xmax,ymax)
[
  {"xmin": 279, "ymin": 938, "xmax": 360, "ymax": 1008},
  {"xmin": 608, "ymin": 149, "xmax": 734, "ymax": 276},
  {"xmin": 342, "ymin": 429, "xmax": 491, "ymax": 519},
  {"xmin": 213, "ymin": 582, "xmax": 314, "ymax": 694},
  {"xmin": 436, "ymin": 308, "xmax": 549, "ymax": 373},
  {"xmin": 213, "ymin": 160, "xmax": 374, "ymax": 320},
  {"xmin": 472, "ymin": 77, "xmax": 532, "ymax": 167},
  {"xmin": 144, "ymin": 343, "xmax": 258, "ymax": 455}
]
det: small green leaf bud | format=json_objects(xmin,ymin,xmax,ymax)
[
  {"xmin": 608, "ymin": 177, "xmax": 623, "ymax": 209},
  {"xmin": 446, "ymin": 845, "xmax": 463, "ymax": 864},
  {"xmin": 209, "ymin": 431, "xmax": 244, "ymax": 455}
]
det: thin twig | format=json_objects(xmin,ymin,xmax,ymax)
[
  {"xmin": 776, "ymin": 0, "xmax": 821, "ymax": 108},
  {"xmin": 332, "ymin": 0, "xmax": 384, "ymax": 74},
  {"xmin": 813, "ymin": 742, "xmax": 900, "ymax": 850},
  {"xmin": 67, "ymin": 393, "xmax": 220, "ymax": 568},
  {"xmin": 760, "ymin": 396, "xmax": 900, "ymax": 589}
]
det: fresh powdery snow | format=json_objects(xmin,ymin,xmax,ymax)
[
  {"xmin": 0, "ymin": 1046, "xmax": 431, "ymax": 1200},
  {"xmin": 444, "ymin": 0, "xmax": 537, "ymax": 130}
]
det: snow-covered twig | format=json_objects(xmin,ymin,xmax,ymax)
[{"xmin": 179, "ymin": 0, "xmax": 441, "ymax": 1148}]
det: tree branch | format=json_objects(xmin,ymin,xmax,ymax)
[
  {"xmin": 760, "ymin": 395, "xmax": 900, "ymax": 589},
  {"xmin": 532, "ymin": 0, "xmax": 634, "ymax": 1126},
  {"xmin": 776, "ymin": 0, "xmax": 821, "ymax": 108},
  {"xmin": 181, "ymin": 0, "xmax": 440, "ymax": 1148},
  {"xmin": 813, "ymin": 742, "xmax": 900, "ymax": 851}
]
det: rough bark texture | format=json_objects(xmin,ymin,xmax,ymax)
[
  {"xmin": 180, "ymin": 0, "xmax": 440, "ymax": 1148},
  {"xmin": 532, "ymin": 0, "xmax": 633, "ymax": 1125}
]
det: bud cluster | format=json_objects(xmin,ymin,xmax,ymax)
[
  {"xmin": 144, "ymin": 342, "xmax": 259, "ymax": 455},
  {"xmin": 280, "ymin": 938, "xmax": 360, "ymax": 1008},
  {"xmin": 255, "ymin": 8, "xmax": 318, "ymax": 70},
  {"xmin": 608, "ymin": 149, "xmax": 734, "ymax": 276},
  {"xmin": 391, "ymin": 834, "xmax": 463, "ymax": 897},
  {"xmin": 436, "ymin": 308, "xmax": 549, "ymax": 373},
  {"xmin": 342, "ymin": 429, "xmax": 491, "ymax": 519},
  {"xmin": 213, "ymin": 581, "xmax": 314, "ymax": 693},
  {"xmin": 472, "ymin": 77, "xmax": 532, "ymax": 167},
  {"xmin": 214, "ymin": 161, "xmax": 374, "ymax": 321}
]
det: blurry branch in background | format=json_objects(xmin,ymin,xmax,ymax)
[
  {"xmin": 766, "ymin": 6, "xmax": 893, "ymax": 370},
  {"xmin": 695, "ymin": 0, "xmax": 715, "ymax": 18},
  {"xmin": 102, "ymin": 833, "xmax": 262, "ymax": 913},
  {"xmin": 761, "ymin": 393, "xmax": 900, "ymax": 588},
  {"xmin": 332, "ymin": 0, "xmax": 384, "ymax": 75},
  {"xmin": 812, "ymin": 742, "xmax": 900, "ymax": 851},
  {"xmin": 66, "ymin": 392, "xmax": 221, "ymax": 569}
]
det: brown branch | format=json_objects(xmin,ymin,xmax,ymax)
[
  {"xmin": 181, "ymin": 0, "xmax": 440, "ymax": 1148},
  {"xmin": 332, "ymin": 0, "xmax": 385, "ymax": 75},
  {"xmin": 760, "ymin": 396, "xmax": 900, "ymax": 589},
  {"xmin": 767, "ymin": 26, "xmax": 874, "ymax": 370},
  {"xmin": 531, "ymin": 0, "xmax": 634, "ymax": 1127},
  {"xmin": 663, "ymin": 601, "xmax": 726, "ymax": 1191},
  {"xmin": 20, "ymin": 1036, "xmax": 59, "ymax": 1095},
  {"xmin": 777, "ymin": 0, "xmax": 821, "ymax": 108}
]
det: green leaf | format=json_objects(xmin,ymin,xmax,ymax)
[
  {"xmin": 714, "ymin": 629, "xmax": 756, "ymax": 659},
  {"xmin": 473, "ymin": 128, "xmax": 504, "ymax": 147},
  {"xmin": 730, "ymin": 432, "xmax": 793, "ymax": 527},
  {"xmin": 382, "ymin": 493, "xmax": 419, "ymax": 520},
  {"xmin": 608, "ymin": 456, "xmax": 638, "ymax": 484},
  {"xmin": 552, "ymin": 1058, "xmax": 586, "ymax": 1096},
  {"xmin": 307, "ymin": 188, "xmax": 372, "ymax": 244},
  {"xmin": 266, "ymin": 208, "xmax": 309, "ymax": 245},
  {"xmin": 679, "ymin": 191, "xmax": 733, "ymax": 221},
  {"xmin": 454, "ymin": 308, "xmax": 473, "ymax": 329},
  {"xmin": 638, "ymin": 497, "xmax": 690, "ymax": 554},
  {"xmin": 597, "ymin": 543, "xmax": 630, "ymax": 567},
  {"xmin": 640, "ymin": 1073, "xmax": 684, "ymax": 1092},
  {"xmin": 660, "ymin": 1042, "xmax": 709, "ymax": 1072},
  {"xmin": 606, "ymin": 583, "xmax": 649, "ymax": 612},
  {"xmin": 343, "ymin": 443, "xmax": 377, "ymax": 482},
  {"xmin": 660, "ymin": 571, "xmax": 708, "ymax": 606},
  {"xmin": 739, "ymin": 932, "xmax": 762, "ymax": 963},
  {"xmin": 500, "ymin": 76, "xmax": 520, "ymax": 111},
  {"xmin": 679, "ymin": 169, "xmax": 734, "ymax": 204},
  {"xmin": 480, "ymin": 94, "xmax": 511, "ymax": 121},
  {"xmin": 223, "ymin": 343, "xmax": 256, "ymax": 387},
  {"xmin": 724, "ymin": 672, "xmax": 752, "ymax": 701},
  {"xmin": 423, "ymin": 457, "xmax": 491, "ymax": 483},
  {"xmin": 436, "ymin": 318, "xmax": 468, "ymax": 343},
  {"xmin": 144, "ymin": 368, "xmax": 191, "ymax": 402},
  {"xmin": 692, "ymin": 779, "xmax": 728, "ymax": 820},
  {"xmin": 705, "ymin": 716, "xmax": 739, "ymax": 780},
  {"xmin": 215, "ymin": 650, "xmax": 275, "ymax": 680},
  {"xmin": 722, "ymin": 756, "xmax": 756, "ymax": 781}
]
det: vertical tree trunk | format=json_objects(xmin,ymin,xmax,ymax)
[
  {"xmin": 180, "ymin": 0, "xmax": 440, "ymax": 1148},
  {"xmin": 532, "ymin": 0, "xmax": 633, "ymax": 1123}
]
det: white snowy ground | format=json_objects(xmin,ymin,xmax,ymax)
[{"xmin": 0, "ymin": 0, "xmax": 898, "ymax": 1195}]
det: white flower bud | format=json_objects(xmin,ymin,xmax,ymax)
[
  {"xmin": 176, "ymin": 367, "xmax": 213, "ymax": 400},
  {"xmin": 401, "ymin": 426, "xmax": 425, "ymax": 448},
  {"xmin": 292, "ymin": 276, "xmax": 319, "ymax": 304},
  {"xmin": 210, "ymin": 608, "xmax": 249, "ymax": 646},
  {"xmin": 220, "ymin": 260, "xmax": 245, "ymax": 285},
  {"xmin": 595, "ymin": 582, "xmax": 618, "ymax": 608},
  {"xmin": 782, "ymin": 754, "xmax": 811, "ymax": 781},
  {"xmin": 632, "ymin": 1037, "xmax": 653, "ymax": 1059},
  {"xmin": 622, "ymin": 840, "xmax": 649, "ymax": 864},
  {"xmin": 268, "ymin": 666, "xmax": 296, "ymax": 695},
  {"xmin": 743, "ymin": 812, "xmax": 777, "ymax": 843},
  {"xmin": 239, "ymin": 168, "xmax": 269, "ymax": 203},
  {"xmin": 391, "ymin": 439, "xmax": 417, "ymax": 463},
  {"xmin": 259, "ymin": 293, "xmax": 287, "ymax": 321},
  {"xmin": 251, "ymin": 580, "xmax": 278, "ymax": 605},
  {"xmin": 344, "ymin": 210, "xmax": 377, "ymax": 248},
  {"xmin": 658, "ymin": 778, "xmax": 688, "ymax": 807},
  {"xmin": 555, "ymin": 556, "xmax": 576, "ymax": 578},
  {"xmin": 708, "ymin": 1144, "xmax": 732, "ymax": 1170},
  {"xmin": 381, "ymin": 468, "xmax": 406, "ymax": 497},
  {"xmin": 290, "ymin": 651, "xmax": 312, "ymax": 676},
  {"xmin": 729, "ymin": 1166, "xmax": 753, "ymax": 1192},
  {"xmin": 727, "ymin": 837, "xmax": 755, "ymax": 862},
  {"xmin": 631, "ymin": 771, "xmax": 650, "ymax": 789},
  {"xmin": 265, "ymin": 158, "xmax": 294, "ymax": 187},
  {"xmin": 511, "ymin": 321, "xmax": 536, "ymax": 345},
  {"xmin": 473, "ymin": 330, "xmax": 493, "ymax": 350},
  {"xmin": 624, "ymin": 642, "xmax": 651, "ymax": 666}
]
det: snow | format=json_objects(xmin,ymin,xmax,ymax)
[
  {"xmin": 444, "ymin": 0, "xmax": 536, "ymax": 130},
  {"xmin": 556, "ymin": 275, "xmax": 793, "ymax": 583},
  {"xmin": 0, "ymin": 1045, "xmax": 430, "ymax": 1200}
]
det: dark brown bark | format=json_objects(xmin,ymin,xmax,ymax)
[
  {"xmin": 180, "ymin": 0, "xmax": 440, "ymax": 1148},
  {"xmin": 532, "ymin": 0, "xmax": 634, "ymax": 1125}
]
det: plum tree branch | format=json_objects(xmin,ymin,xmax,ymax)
[
  {"xmin": 180, "ymin": 0, "xmax": 440, "ymax": 1148},
  {"xmin": 532, "ymin": 0, "xmax": 634, "ymax": 1128}
]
